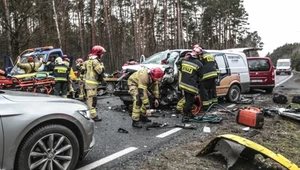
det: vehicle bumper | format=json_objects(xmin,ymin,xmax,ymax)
[
  {"xmin": 250, "ymin": 84, "xmax": 274, "ymax": 88},
  {"xmin": 82, "ymin": 135, "xmax": 95, "ymax": 158}
]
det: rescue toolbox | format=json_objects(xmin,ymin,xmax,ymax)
[{"xmin": 236, "ymin": 107, "xmax": 264, "ymax": 129}]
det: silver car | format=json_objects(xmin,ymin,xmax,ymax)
[{"xmin": 0, "ymin": 90, "xmax": 95, "ymax": 170}]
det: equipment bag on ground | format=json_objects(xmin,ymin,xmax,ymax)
[{"xmin": 236, "ymin": 107, "xmax": 264, "ymax": 129}]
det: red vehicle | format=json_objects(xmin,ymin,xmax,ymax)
[{"xmin": 247, "ymin": 57, "xmax": 275, "ymax": 93}]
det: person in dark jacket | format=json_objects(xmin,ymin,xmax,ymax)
[
  {"xmin": 53, "ymin": 57, "xmax": 70, "ymax": 98},
  {"xmin": 177, "ymin": 46, "xmax": 203, "ymax": 122},
  {"xmin": 198, "ymin": 47, "xmax": 219, "ymax": 110}
]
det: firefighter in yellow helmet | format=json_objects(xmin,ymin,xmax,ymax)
[
  {"xmin": 16, "ymin": 55, "xmax": 43, "ymax": 74},
  {"xmin": 82, "ymin": 45, "xmax": 106, "ymax": 122},
  {"xmin": 177, "ymin": 46, "xmax": 203, "ymax": 122},
  {"xmin": 128, "ymin": 67, "xmax": 164, "ymax": 128},
  {"xmin": 53, "ymin": 57, "xmax": 70, "ymax": 98}
]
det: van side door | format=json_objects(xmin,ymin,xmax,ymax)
[
  {"xmin": 0, "ymin": 109, "xmax": 3, "ymax": 169},
  {"xmin": 214, "ymin": 53, "xmax": 230, "ymax": 96},
  {"xmin": 225, "ymin": 53, "xmax": 250, "ymax": 93}
]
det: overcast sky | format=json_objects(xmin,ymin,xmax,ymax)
[{"xmin": 243, "ymin": 0, "xmax": 300, "ymax": 56}]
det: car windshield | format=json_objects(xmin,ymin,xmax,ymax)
[
  {"xmin": 248, "ymin": 59, "xmax": 270, "ymax": 71},
  {"xmin": 277, "ymin": 62, "xmax": 290, "ymax": 67},
  {"xmin": 142, "ymin": 51, "xmax": 169, "ymax": 64}
]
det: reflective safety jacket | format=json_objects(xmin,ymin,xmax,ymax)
[
  {"xmin": 82, "ymin": 55, "xmax": 104, "ymax": 90},
  {"xmin": 178, "ymin": 54, "xmax": 203, "ymax": 94},
  {"xmin": 128, "ymin": 69, "xmax": 160, "ymax": 109},
  {"xmin": 75, "ymin": 63, "xmax": 84, "ymax": 81},
  {"xmin": 17, "ymin": 61, "xmax": 42, "ymax": 74},
  {"xmin": 201, "ymin": 52, "xmax": 218, "ymax": 80},
  {"xmin": 53, "ymin": 64, "xmax": 69, "ymax": 81}
]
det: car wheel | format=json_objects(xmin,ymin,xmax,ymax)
[
  {"xmin": 288, "ymin": 72, "xmax": 291, "ymax": 75},
  {"xmin": 15, "ymin": 124, "xmax": 80, "ymax": 170},
  {"xmin": 227, "ymin": 84, "xmax": 241, "ymax": 103},
  {"xmin": 265, "ymin": 88, "xmax": 273, "ymax": 94},
  {"xmin": 105, "ymin": 82, "xmax": 115, "ymax": 94}
]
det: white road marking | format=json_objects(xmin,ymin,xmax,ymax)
[
  {"xmin": 156, "ymin": 128, "xmax": 182, "ymax": 138},
  {"xmin": 275, "ymin": 73, "xmax": 293, "ymax": 87},
  {"xmin": 76, "ymin": 147, "xmax": 138, "ymax": 170}
]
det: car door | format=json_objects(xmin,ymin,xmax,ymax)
[
  {"xmin": 214, "ymin": 53, "xmax": 230, "ymax": 96},
  {"xmin": 0, "ymin": 103, "xmax": 3, "ymax": 168},
  {"xmin": 225, "ymin": 53, "xmax": 250, "ymax": 93},
  {"xmin": 2, "ymin": 55, "xmax": 14, "ymax": 75}
]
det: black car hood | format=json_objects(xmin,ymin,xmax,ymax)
[{"xmin": 0, "ymin": 90, "xmax": 83, "ymax": 104}]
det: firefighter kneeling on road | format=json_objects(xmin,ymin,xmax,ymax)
[
  {"xmin": 75, "ymin": 58, "xmax": 85, "ymax": 100},
  {"xmin": 177, "ymin": 46, "xmax": 203, "ymax": 123},
  {"xmin": 198, "ymin": 46, "xmax": 219, "ymax": 110},
  {"xmin": 128, "ymin": 68, "xmax": 164, "ymax": 128},
  {"xmin": 82, "ymin": 45, "xmax": 106, "ymax": 122},
  {"xmin": 53, "ymin": 57, "xmax": 70, "ymax": 98}
]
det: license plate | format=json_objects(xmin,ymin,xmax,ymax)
[{"xmin": 251, "ymin": 79, "xmax": 263, "ymax": 82}]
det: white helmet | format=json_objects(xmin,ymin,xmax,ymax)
[{"xmin": 55, "ymin": 57, "xmax": 63, "ymax": 64}]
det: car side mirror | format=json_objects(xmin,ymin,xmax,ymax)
[{"xmin": 140, "ymin": 55, "xmax": 145, "ymax": 63}]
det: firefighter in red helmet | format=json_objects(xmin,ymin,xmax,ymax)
[
  {"xmin": 177, "ymin": 45, "xmax": 203, "ymax": 122},
  {"xmin": 81, "ymin": 45, "xmax": 106, "ymax": 121},
  {"xmin": 127, "ymin": 67, "xmax": 163, "ymax": 128}
]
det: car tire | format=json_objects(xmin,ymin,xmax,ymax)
[
  {"xmin": 276, "ymin": 72, "xmax": 280, "ymax": 75},
  {"xmin": 226, "ymin": 84, "xmax": 241, "ymax": 103},
  {"xmin": 265, "ymin": 88, "xmax": 273, "ymax": 94},
  {"xmin": 15, "ymin": 124, "xmax": 80, "ymax": 170},
  {"xmin": 288, "ymin": 72, "xmax": 291, "ymax": 75}
]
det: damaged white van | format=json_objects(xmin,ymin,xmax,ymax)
[{"xmin": 121, "ymin": 48, "xmax": 250, "ymax": 103}]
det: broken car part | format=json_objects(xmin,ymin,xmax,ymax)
[{"xmin": 197, "ymin": 134, "xmax": 299, "ymax": 170}]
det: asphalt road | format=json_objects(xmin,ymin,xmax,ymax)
[{"xmin": 75, "ymin": 74, "xmax": 293, "ymax": 170}]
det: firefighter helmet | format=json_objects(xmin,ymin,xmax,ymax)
[
  {"xmin": 92, "ymin": 45, "xmax": 106, "ymax": 57},
  {"xmin": 149, "ymin": 67, "xmax": 164, "ymax": 80},
  {"xmin": 192, "ymin": 46, "xmax": 203, "ymax": 56},
  {"xmin": 55, "ymin": 57, "xmax": 63, "ymax": 64}
]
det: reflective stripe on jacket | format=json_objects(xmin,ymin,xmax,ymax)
[
  {"xmin": 127, "ymin": 69, "xmax": 160, "ymax": 109},
  {"xmin": 178, "ymin": 56, "xmax": 203, "ymax": 94},
  {"xmin": 53, "ymin": 64, "xmax": 69, "ymax": 81},
  {"xmin": 83, "ymin": 56, "xmax": 104, "ymax": 89},
  {"xmin": 201, "ymin": 53, "xmax": 218, "ymax": 80}
]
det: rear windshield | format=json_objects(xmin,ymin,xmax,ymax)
[{"xmin": 248, "ymin": 59, "xmax": 270, "ymax": 71}]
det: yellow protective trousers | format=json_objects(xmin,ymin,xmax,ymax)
[
  {"xmin": 86, "ymin": 89, "xmax": 98, "ymax": 118},
  {"xmin": 129, "ymin": 85, "xmax": 146, "ymax": 121}
]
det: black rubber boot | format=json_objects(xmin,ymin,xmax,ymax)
[
  {"xmin": 92, "ymin": 116, "xmax": 102, "ymax": 122},
  {"xmin": 132, "ymin": 120, "xmax": 143, "ymax": 128},
  {"xmin": 140, "ymin": 115, "xmax": 152, "ymax": 123},
  {"xmin": 182, "ymin": 115, "xmax": 191, "ymax": 123}
]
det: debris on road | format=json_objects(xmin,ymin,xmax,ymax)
[
  {"xmin": 117, "ymin": 128, "xmax": 129, "ymax": 133},
  {"xmin": 197, "ymin": 134, "xmax": 300, "ymax": 170}
]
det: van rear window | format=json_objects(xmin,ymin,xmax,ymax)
[{"xmin": 248, "ymin": 59, "xmax": 270, "ymax": 71}]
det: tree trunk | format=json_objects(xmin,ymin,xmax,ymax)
[
  {"xmin": 103, "ymin": 0, "xmax": 113, "ymax": 72},
  {"xmin": 163, "ymin": 0, "xmax": 168, "ymax": 49},
  {"xmin": 77, "ymin": 0, "xmax": 85, "ymax": 57},
  {"xmin": 91, "ymin": 0, "xmax": 95, "ymax": 46},
  {"xmin": 176, "ymin": 0, "xmax": 181, "ymax": 48},
  {"xmin": 185, "ymin": 13, "xmax": 189, "ymax": 48},
  {"xmin": 52, "ymin": 0, "xmax": 62, "ymax": 48},
  {"xmin": 2, "ymin": 0, "xmax": 12, "ymax": 56}
]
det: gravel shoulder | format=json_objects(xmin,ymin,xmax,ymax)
[{"xmin": 133, "ymin": 72, "xmax": 300, "ymax": 170}]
